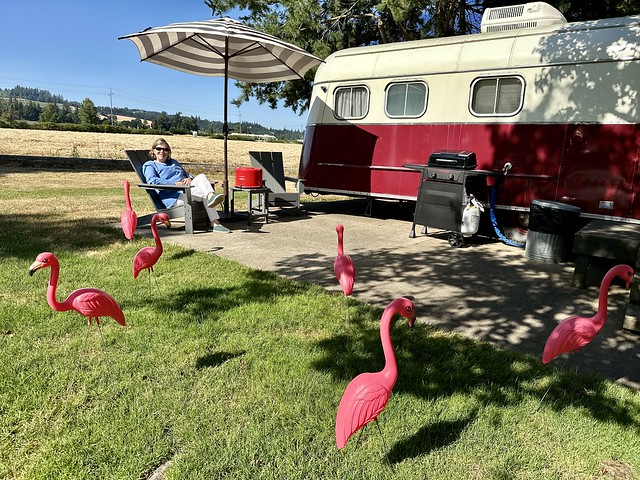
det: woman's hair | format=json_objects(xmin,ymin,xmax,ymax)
[{"xmin": 148, "ymin": 138, "xmax": 172, "ymax": 160}]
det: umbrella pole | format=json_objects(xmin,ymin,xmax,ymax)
[{"xmin": 222, "ymin": 42, "xmax": 230, "ymax": 217}]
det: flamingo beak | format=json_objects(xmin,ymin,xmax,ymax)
[
  {"xmin": 408, "ymin": 312, "xmax": 416, "ymax": 328},
  {"xmin": 28, "ymin": 261, "xmax": 43, "ymax": 276},
  {"xmin": 162, "ymin": 219, "xmax": 171, "ymax": 229}
]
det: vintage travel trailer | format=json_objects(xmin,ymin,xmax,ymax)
[{"xmin": 299, "ymin": 2, "xmax": 640, "ymax": 238}]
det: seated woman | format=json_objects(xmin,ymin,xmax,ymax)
[{"xmin": 143, "ymin": 138, "xmax": 230, "ymax": 233}]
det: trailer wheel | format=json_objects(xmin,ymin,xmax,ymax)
[{"xmin": 503, "ymin": 211, "xmax": 529, "ymax": 243}]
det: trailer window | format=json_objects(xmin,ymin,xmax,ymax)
[
  {"xmin": 385, "ymin": 82, "xmax": 427, "ymax": 118},
  {"xmin": 334, "ymin": 86, "xmax": 369, "ymax": 119},
  {"xmin": 470, "ymin": 76, "xmax": 524, "ymax": 116}
]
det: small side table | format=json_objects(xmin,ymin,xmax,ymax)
[{"xmin": 230, "ymin": 186, "xmax": 270, "ymax": 228}]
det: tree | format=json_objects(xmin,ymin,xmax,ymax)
[
  {"xmin": 79, "ymin": 97, "xmax": 98, "ymax": 125},
  {"xmin": 153, "ymin": 112, "xmax": 172, "ymax": 132},
  {"xmin": 40, "ymin": 103, "xmax": 59, "ymax": 123},
  {"xmin": 205, "ymin": 0, "xmax": 639, "ymax": 113},
  {"xmin": 56, "ymin": 104, "xmax": 76, "ymax": 124},
  {"xmin": 204, "ymin": 0, "xmax": 484, "ymax": 113},
  {"xmin": 121, "ymin": 118, "xmax": 146, "ymax": 129},
  {"xmin": 2, "ymin": 97, "xmax": 19, "ymax": 121},
  {"xmin": 172, "ymin": 112, "xmax": 198, "ymax": 133},
  {"xmin": 23, "ymin": 101, "xmax": 42, "ymax": 121}
]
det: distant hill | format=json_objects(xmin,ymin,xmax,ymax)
[
  {"xmin": 0, "ymin": 85, "xmax": 303, "ymax": 140},
  {"xmin": 1, "ymin": 86, "xmax": 67, "ymax": 105}
]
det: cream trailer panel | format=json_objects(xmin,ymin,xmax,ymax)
[{"xmin": 301, "ymin": 7, "xmax": 640, "ymax": 229}]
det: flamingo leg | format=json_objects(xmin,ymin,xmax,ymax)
[
  {"xmin": 95, "ymin": 320, "xmax": 125, "ymax": 354},
  {"xmin": 96, "ymin": 321, "xmax": 107, "ymax": 349},
  {"xmin": 95, "ymin": 322, "xmax": 117, "ymax": 388},
  {"xmin": 146, "ymin": 267, "xmax": 160, "ymax": 288},
  {"xmin": 344, "ymin": 295, "xmax": 349, "ymax": 324},
  {"xmin": 534, "ymin": 356, "xmax": 571, "ymax": 412},
  {"xmin": 66, "ymin": 322, "xmax": 121, "ymax": 401},
  {"xmin": 375, "ymin": 418, "xmax": 386, "ymax": 449},
  {"xmin": 354, "ymin": 423, "xmax": 368, "ymax": 449},
  {"xmin": 352, "ymin": 419, "xmax": 393, "ymax": 466},
  {"xmin": 66, "ymin": 325, "xmax": 92, "ymax": 399},
  {"xmin": 375, "ymin": 419, "xmax": 394, "ymax": 470}
]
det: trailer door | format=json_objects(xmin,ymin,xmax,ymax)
[{"xmin": 558, "ymin": 124, "xmax": 637, "ymax": 219}]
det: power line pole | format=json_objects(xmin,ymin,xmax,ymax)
[{"xmin": 109, "ymin": 88, "xmax": 114, "ymax": 125}]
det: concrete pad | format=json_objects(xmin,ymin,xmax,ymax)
[{"xmin": 137, "ymin": 198, "xmax": 640, "ymax": 389}]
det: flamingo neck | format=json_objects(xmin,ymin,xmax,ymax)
[
  {"xmin": 379, "ymin": 308, "xmax": 398, "ymax": 385},
  {"xmin": 337, "ymin": 230, "xmax": 344, "ymax": 256},
  {"xmin": 594, "ymin": 268, "xmax": 617, "ymax": 328},
  {"xmin": 151, "ymin": 219, "xmax": 163, "ymax": 254},
  {"xmin": 124, "ymin": 181, "xmax": 133, "ymax": 210},
  {"xmin": 46, "ymin": 263, "xmax": 70, "ymax": 312}
]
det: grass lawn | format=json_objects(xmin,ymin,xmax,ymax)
[{"xmin": 0, "ymin": 168, "xmax": 639, "ymax": 479}]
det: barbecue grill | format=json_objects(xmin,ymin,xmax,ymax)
[{"xmin": 405, "ymin": 150, "xmax": 493, "ymax": 247}]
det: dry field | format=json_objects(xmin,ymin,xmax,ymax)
[
  {"xmin": 0, "ymin": 128, "xmax": 313, "ymax": 224},
  {"xmin": 0, "ymin": 128, "xmax": 303, "ymax": 175},
  {"xmin": 0, "ymin": 170, "xmax": 146, "ymax": 226}
]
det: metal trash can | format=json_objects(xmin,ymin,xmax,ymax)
[{"xmin": 525, "ymin": 200, "xmax": 581, "ymax": 262}]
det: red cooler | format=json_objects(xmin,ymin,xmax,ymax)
[{"xmin": 235, "ymin": 167, "xmax": 263, "ymax": 188}]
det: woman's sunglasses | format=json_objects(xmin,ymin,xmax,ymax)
[{"xmin": 155, "ymin": 147, "xmax": 170, "ymax": 152}]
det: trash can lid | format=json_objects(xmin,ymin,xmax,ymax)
[{"xmin": 530, "ymin": 199, "xmax": 581, "ymax": 212}]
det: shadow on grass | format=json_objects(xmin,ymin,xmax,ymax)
[
  {"xmin": 145, "ymin": 269, "xmax": 312, "ymax": 320},
  {"xmin": 313, "ymin": 319, "xmax": 640, "ymax": 451},
  {"xmin": 195, "ymin": 351, "xmax": 245, "ymax": 369},
  {"xmin": 388, "ymin": 411, "xmax": 479, "ymax": 463},
  {"xmin": 168, "ymin": 249, "xmax": 200, "ymax": 261},
  {"xmin": 0, "ymin": 212, "xmax": 123, "ymax": 260}
]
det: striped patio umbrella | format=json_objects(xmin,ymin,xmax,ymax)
[{"xmin": 119, "ymin": 17, "xmax": 322, "ymax": 215}]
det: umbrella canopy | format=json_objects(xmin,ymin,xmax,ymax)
[{"xmin": 119, "ymin": 17, "xmax": 322, "ymax": 214}]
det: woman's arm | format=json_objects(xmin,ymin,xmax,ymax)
[{"xmin": 142, "ymin": 160, "xmax": 191, "ymax": 185}]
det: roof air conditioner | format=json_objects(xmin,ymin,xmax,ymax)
[{"xmin": 481, "ymin": 2, "xmax": 567, "ymax": 33}]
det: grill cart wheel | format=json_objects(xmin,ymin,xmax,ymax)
[{"xmin": 448, "ymin": 233, "xmax": 465, "ymax": 247}]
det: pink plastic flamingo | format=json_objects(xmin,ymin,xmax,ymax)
[
  {"xmin": 542, "ymin": 264, "xmax": 634, "ymax": 364},
  {"xmin": 120, "ymin": 180, "xmax": 138, "ymax": 240},
  {"xmin": 335, "ymin": 297, "xmax": 416, "ymax": 449},
  {"xmin": 334, "ymin": 224, "xmax": 355, "ymax": 296},
  {"xmin": 133, "ymin": 212, "xmax": 171, "ymax": 279},
  {"xmin": 28, "ymin": 252, "xmax": 126, "ymax": 326}
]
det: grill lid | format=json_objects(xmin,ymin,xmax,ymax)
[{"xmin": 428, "ymin": 150, "xmax": 477, "ymax": 169}]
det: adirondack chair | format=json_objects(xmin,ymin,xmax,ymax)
[
  {"xmin": 249, "ymin": 151, "xmax": 303, "ymax": 213},
  {"xmin": 125, "ymin": 149, "xmax": 210, "ymax": 234}
]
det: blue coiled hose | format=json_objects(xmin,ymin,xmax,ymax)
[{"xmin": 489, "ymin": 165, "xmax": 526, "ymax": 248}]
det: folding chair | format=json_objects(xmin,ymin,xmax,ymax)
[{"xmin": 249, "ymin": 151, "xmax": 304, "ymax": 213}]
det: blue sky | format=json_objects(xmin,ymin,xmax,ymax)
[{"xmin": 0, "ymin": 0, "xmax": 311, "ymax": 131}]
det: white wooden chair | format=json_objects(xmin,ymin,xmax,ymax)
[{"xmin": 125, "ymin": 149, "xmax": 209, "ymax": 234}]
